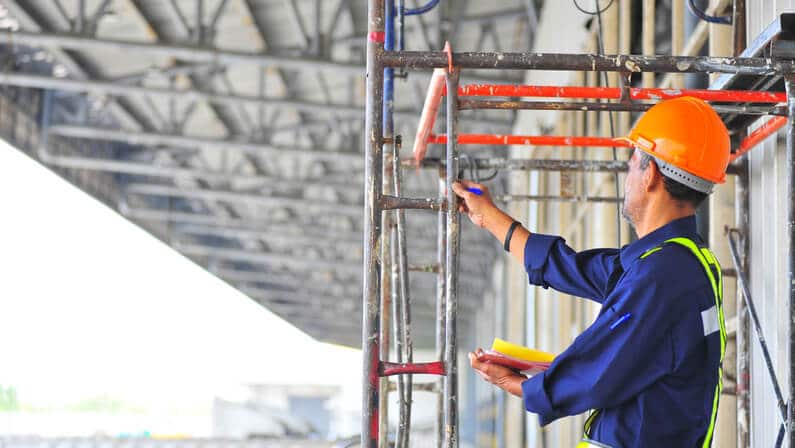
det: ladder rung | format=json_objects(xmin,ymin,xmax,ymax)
[
  {"xmin": 388, "ymin": 382, "xmax": 440, "ymax": 393},
  {"xmin": 381, "ymin": 195, "xmax": 446, "ymax": 211},
  {"xmin": 380, "ymin": 361, "xmax": 446, "ymax": 377},
  {"xmin": 408, "ymin": 263, "xmax": 441, "ymax": 273}
]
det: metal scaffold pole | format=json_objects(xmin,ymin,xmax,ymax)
[
  {"xmin": 362, "ymin": 0, "xmax": 385, "ymax": 447},
  {"xmin": 443, "ymin": 67, "xmax": 461, "ymax": 448},
  {"xmin": 787, "ymin": 74, "xmax": 795, "ymax": 448},
  {"xmin": 436, "ymin": 163, "xmax": 448, "ymax": 448}
]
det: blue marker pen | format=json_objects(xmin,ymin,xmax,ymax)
[
  {"xmin": 609, "ymin": 312, "xmax": 632, "ymax": 330},
  {"xmin": 466, "ymin": 187, "xmax": 483, "ymax": 196}
]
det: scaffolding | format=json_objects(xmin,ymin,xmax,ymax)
[{"xmin": 363, "ymin": 1, "xmax": 795, "ymax": 447}]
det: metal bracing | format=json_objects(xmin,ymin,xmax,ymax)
[
  {"xmin": 0, "ymin": 72, "xmax": 511, "ymax": 128},
  {"xmin": 46, "ymin": 125, "xmax": 361, "ymax": 162},
  {"xmin": 0, "ymin": 30, "xmax": 364, "ymax": 74},
  {"xmin": 175, "ymin": 242, "xmax": 360, "ymax": 277},
  {"xmin": 0, "ymin": 0, "xmax": 509, "ymax": 355},
  {"xmin": 124, "ymin": 183, "xmax": 362, "ymax": 217}
]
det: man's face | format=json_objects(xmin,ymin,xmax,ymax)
[{"xmin": 621, "ymin": 148, "xmax": 645, "ymax": 226}]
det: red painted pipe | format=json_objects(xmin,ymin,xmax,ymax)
[
  {"xmin": 731, "ymin": 116, "xmax": 788, "ymax": 162},
  {"xmin": 380, "ymin": 361, "xmax": 446, "ymax": 376},
  {"xmin": 428, "ymin": 134, "xmax": 633, "ymax": 147},
  {"xmin": 452, "ymin": 84, "xmax": 786, "ymax": 103}
]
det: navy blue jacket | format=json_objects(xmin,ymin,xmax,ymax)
[{"xmin": 520, "ymin": 216, "xmax": 723, "ymax": 447}]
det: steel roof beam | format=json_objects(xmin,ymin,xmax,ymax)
[
  {"xmin": 33, "ymin": 151, "xmax": 359, "ymax": 185},
  {"xmin": 175, "ymin": 242, "xmax": 361, "ymax": 276},
  {"xmin": 0, "ymin": 30, "xmax": 364, "ymax": 75},
  {"xmin": 1, "ymin": 2, "xmax": 145, "ymax": 131},
  {"xmin": 125, "ymin": 183, "xmax": 361, "ymax": 216},
  {"xmin": 0, "ymin": 73, "xmax": 512, "ymax": 128},
  {"xmin": 213, "ymin": 268, "xmax": 359, "ymax": 296},
  {"xmin": 47, "ymin": 125, "xmax": 361, "ymax": 162},
  {"xmin": 0, "ymin": 72, "xmax": 436, "ymax": 123}
]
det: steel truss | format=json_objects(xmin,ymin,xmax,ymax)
[{"xmin": 363, "ymin": 1, "xmax": 795, "ymax": 447}]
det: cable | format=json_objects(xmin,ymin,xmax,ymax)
[
  {"xmin": 404, "ymin": 0, "xmax": 440, "ymax": 16},
  {"xmin": 589, "ymin": 0, "xmax": 623, "ymax": 245},
  {"xmin": 686, "ymin": 0, "xmax": 732, "ymax": 25},
  {"xmin": 572, "ymin": 0, "xmax": 614, "ymax": 16}
]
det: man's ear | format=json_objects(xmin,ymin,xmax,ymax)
[{"xmin": 644, "ymin": 160, "xmax": 664, "ymax": 192}]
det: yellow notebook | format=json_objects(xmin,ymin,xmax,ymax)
[
  {"xmin": 477, "ymin": 338, "xmax": 555, "ymax": 375},
  {"xmin": 491, "ymin": 338, "xmax": 555, "ymax": 363}
]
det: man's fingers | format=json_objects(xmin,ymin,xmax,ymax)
[
  {"xmin": 457, "ymin": 179, "xmax": 488, "ymax": 193},
  {"xmin": 451, "ymin": 182, "xmax": 469, "ymax": 198}
]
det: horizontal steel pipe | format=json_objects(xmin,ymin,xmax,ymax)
[
  {"xmin": 496, "ymin": 194, "xmax": 623, "ymax": 203},
  {"xmin": 409, "ymin": 157, "xmax": 741, "ymax": 175},
  {"xmin": 387, "ymin": 382, "xmax": 438, "ymax": 392},
  {"xmin": 731, "ymin": 116, "xmax": 788, "ymax": 162},
  {"xmin": 0, "ymin": 73, "xmax": 510, "ymax": 129},
  {"xmin": 455, "ymin": 84, "xmax": 788, "ymax": 103},
  {"xmin": 176, "ymin": 242, "xmax": 361, "ymax": 276},
  {"xmin": 427, "ymin": 134, "xmax": 633, "ymax": 147},
  {"xmin": 380, "ymin": 361, "xmax": 446, "ymax": 376},
  {"xmin": 408, "ymin": 263, "xmax": 441, "ymax": 273},
  {"xmin": 459, "ymin": 99, "xmax": 784, "ymax": 116},
  {"xmin": 381, "ymin": 51, "xmax": 795, "ymax": 75},
  {"xmin": 125, "ymin": 183, "xmax": 361, "ymax": 216},
  {"xmin": 406, "ymin": 157, "xmax": 629, "ymax": 172},
  {"xmin": 47, "ymin": 125, "xmax": 360, "ymax": 162},
  {"xmin": 0, "ymin": 31, "xmax": 364, "ymax": 75},
  {"xmin": 381, "ymin": 195, "xmax": 446, "ymax": 211}
]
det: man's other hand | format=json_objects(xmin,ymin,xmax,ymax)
[{"xmin": 469, "ymin": 348, "xmax": 526, "ymax": 398}]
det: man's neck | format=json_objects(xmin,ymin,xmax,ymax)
[{"xmin": 634, "ymin": 202, "xmax": 696, "ymax": 239}]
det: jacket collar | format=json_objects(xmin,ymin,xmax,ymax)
[{"xmin": 619, "ymin": 215, "xmax": 700, "ymax": 270}]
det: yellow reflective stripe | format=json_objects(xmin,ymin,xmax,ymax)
[
  {"xmin": 701, "ymin": 368, "xmax": 723, "ymax": 448},
  {"xmin": 664, "ymin": 238, "xmax": 725, "ymax": 448},
  {"xmin": 640, "ymin": 247, "xmax": 662, "ymax": 258},
  {"xmin": 582, "ymin": 238, "xmax": 725, "ymax": 447},
  {"xmin": 577, "ymin": 439, "xmax": 613, "ymax": 448},
  {"xmin": 583, "ymin": 409, "xmax": 599, "ymax": 437}
]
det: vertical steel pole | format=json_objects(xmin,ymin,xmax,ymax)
[
  {"xmin": 733, "ymin": 8, "xmax": 749, "ymax": 444},
  {"xmin": 381, "ymin": 2, "xmax": 396, "ymax": 446},
  {"xmin": 735, "ymin": 157, "xmax": 751, "ymax": 448},
  {"xmin": 786, "ymin": 74, "xmax": 795, "ymax": 448},
  {"xmin": 436, "ymin": 165, "xmax": 448, "ymax": 448},
  {"xmin": 380, "ymin": 148, "xmax": 393, "ymax": 448},
  {"xmin": 393, "ymin": 140, "xmax": 414, "ymax": 448},
  {"xmin": 443, "ymin": 67, "xmax": 461, "ymax": 448},
  {"xmin": 362, "ymin": 0, "xmax": 385, "ymax": 446}
]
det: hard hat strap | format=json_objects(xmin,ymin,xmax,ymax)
[{"xmin": 652, "ymin": 156, "xmax": 715, "ymax": 194}]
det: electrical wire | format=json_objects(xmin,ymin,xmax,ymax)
[
  {"xmin": 404, "ymin": 0, "xmax": 440, "ymax": 16},
  {"xmin": 587, "ymin": 0, "xmax": 623, "ymax": 244},
  {"xmin": 572, "ymin": 0, "xmax": 614, "ymax": 16},
  {"xmin": 686, "ymin": 0, "xmax": 732, "ymax": 25}
]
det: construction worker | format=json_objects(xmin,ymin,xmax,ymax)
[{"xmin": 453, "ymin": 96, "xmax": 729, "ymax": 448}]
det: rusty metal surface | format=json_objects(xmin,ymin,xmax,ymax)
[{"xmin": 382, "ymin": 51, "xmax": 795, "ymax": 75}]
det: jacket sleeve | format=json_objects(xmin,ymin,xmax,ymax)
[
  {"xmin": 520, "ymin": 265, "xmax": 677, "ymax": 426},
  {"xmin": 524, "ymin": 233, "xmax": 620, "ymax": 303}
]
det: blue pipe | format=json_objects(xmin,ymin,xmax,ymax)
[
  {"xmin": 404, "ymin": 0, "xmax": 440, "ymax": 16},
  {"xmin": 383, "ymin": 0, "xmax": 395, "ymax": 133},
  {"xmin": 686, "ymin": 0, "xmax": 732, "ymax": 25}
]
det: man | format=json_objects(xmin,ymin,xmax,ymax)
[{"xmin": 452, "ymin": 96, "xmax": 730, "ymax": 447}]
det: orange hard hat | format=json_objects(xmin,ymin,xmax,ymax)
[{"xmin": 618, "ymin": 96, "xmax": 730, "ymax": 193}]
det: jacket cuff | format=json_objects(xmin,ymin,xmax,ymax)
[
  {"xmin": 522, "ymin": 373, "xmax": 558, "ymax": 426},
  {"xmin": 524, "ymin": 234, "xmax": 560, "ymax": 287}
]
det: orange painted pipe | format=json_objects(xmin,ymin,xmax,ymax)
[
  {"xmin": 427, "ymin": 134, "xmax": 634, "ymax": 147},
  {"xmin": 731, "ymin": 116, "xmax": 788, "ymax": 162},
  {"xmin": 453, "ymin": 84, "xmax": 786, "ymax": 103}
]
